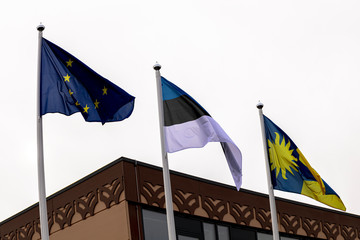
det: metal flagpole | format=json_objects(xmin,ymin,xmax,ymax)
[
  {"xmin": 257, "ymin": 102, "xmax": 280, "ymax": 240},
  {"xmin": 153, "ymin": 63, "xmax": 177, "ymax": 240},
  {"xmin": 36, "ymin": 24, "xmax": 50, "ymax": 240}
]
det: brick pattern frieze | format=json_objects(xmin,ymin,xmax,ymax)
[
  {"xmin": 0, "ymin": 174, "xmax": 124, "ymax": 239},
  {"xmin": 301, "ymin": 217, "xmax": 322, "ymax": 238},
  {"xmin": 280, "ymin": 213, "xmax": 301, "ymax": 235},
  {"xmin": 255, "ymin": 207, "xmax": 272, "ymax": 230},
  {"xmin": 1, "ymin": 159, "xmax": 360, "ymax": 240},
  {"xmin": 341, "ymin": 225, "xmax": 357, "ymax": 240},
  {"xmin": 229, "ymin": 202, "xmax": 254, "ymax": 226},
  {"xmin": 137, "ymin": 164, "xmax": 360, "ymax": 240},
  {"xmin": 75, "ymin": 190, "xmax": 98, "ymax": 220},
  {"xmin": 173, "ymin": 189, "xmax": 199, "ymax": 214}
]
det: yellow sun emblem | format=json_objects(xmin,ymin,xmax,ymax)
[{"xmin": 268, "ymin": 132, "xmax": 298, "ymax": 179}]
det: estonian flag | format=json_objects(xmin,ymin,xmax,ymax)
[
  {"xmin": 161, "ymin": 77, "xmax": 242, "ymax": 190},
  {"xmin": 264, "ymin": 115, "xmax": 346, "ymax": 211}
]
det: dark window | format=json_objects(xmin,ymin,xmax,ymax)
[
  {"xmin": 142, "ymin": 209, "xmax": 203, "ymax": 240},
  {"xmin": 257, "ymin": 233, "xmax": 300, "ymax": 240},
  {"xmin": 230, "ymin": 227, "xmax": 256, "ymax": 240},
  {"xmin": 178, "ymin": 236, "xmax": 200, "ymax": 240},
  {"xmin": 175, "ymin": 215, "xmax": 203, "ymax": 239}
]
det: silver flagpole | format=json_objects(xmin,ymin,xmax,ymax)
[
  {"xmin": 153, "ymin": 63, "xmax": 177, "ymax": 240},
  {"xmin": 257, "ymin": 102, "xmax": 280, "ymax": 240},
  {"xmin": 36, "ymin": 24, "xmax": 50, "ymax": 240}
]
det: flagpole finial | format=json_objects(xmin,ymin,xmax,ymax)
[
  {"xmin": 37, "ymin": 23, "xmax": 45, "ymax": 32},
  {"xmin": 153, "ymin": 62, "xmax": 161, "ymax": 71},
  {"xmin": 256, "ymin": 101, "xmax": 264, "ymax": 109}
]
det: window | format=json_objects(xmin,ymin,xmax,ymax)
[
  {"xmin": 230, "ymin": 227, "xmax": 256, "ymax": 240},
  {"xmin": 257, "ymin": 232, "xmax": 299, "ymax": 240},
  {"xmin": 142, "ymin": 209, "xmax": 168, "ymax": 240},
  {"xmin": 281, "ymin": 237, "xmax": 299, "ymax": 240},
  {"xmin": 217, "ymin": 225, "xmax": 230, "ymax": 240},
  {"xmin": 175, "ymin": 215, "xmax": 203, "ymax": 239},
  {"xmin": 257, "ymin": 233, "xmax": 272, "ymax": 240},
  {"xmin": 143, "ymin": 208, "xmax": 301, "ymax": 240},
  {"xmin": 142, "ymin": 209, "xmax": 203, "ymax": 240},
  {"xmin": 178, "ymin": 236, "xmax": 200, "ymax": 240},
  {"xmin": 203, "ymin": 223, "xmax": 216, "ymax": 240}
]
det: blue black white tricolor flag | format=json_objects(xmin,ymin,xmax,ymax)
[
  {"xmin": 161, "ymin": 77, "xmax": 242, "ymax": 190},
  {"xmin": 40, "ymin": 38, "xmax": 135, "ymax": 124}
]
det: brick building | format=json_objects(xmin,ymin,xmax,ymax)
[{"xmin": 0, "ymin": 157, "xmax": 358, "ymax": 240}]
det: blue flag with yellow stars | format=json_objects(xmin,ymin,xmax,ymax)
[
  {"xmin": 263, "ymin": 115, "xmax": 346, "ymax": 211},
  {"xmin": 40, "ymin": 38, "xmax": 135, "ymax": 124}
]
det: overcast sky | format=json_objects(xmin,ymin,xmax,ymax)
[{"xmin": 1, "ymin": 0, "xmax": 360, "ymax": 222}]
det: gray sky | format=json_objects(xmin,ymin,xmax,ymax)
[{"xmin": 1, "ymin": 0, "xmax": 360, "ymax": 221}]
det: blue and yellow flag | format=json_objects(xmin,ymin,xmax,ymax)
[
  {"xmin": 41, "ymin": 38, "xmax": 135, "ymax": 124},
  {"xmin": 263, "ymin": 115, "xmax": 346, "ymax": 211}
]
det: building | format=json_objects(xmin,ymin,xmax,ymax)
[{"xmin": 0, "ymin": 157, "xmax": 358, "ymax": 240}]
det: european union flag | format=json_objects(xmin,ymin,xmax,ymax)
[
  {"xmin": 263, "ymin": 115, "xmax": 346, "ymax": 211},
  {"xmin": 41, "ymin": 38, "xmax": 135, "ymax": 124}
]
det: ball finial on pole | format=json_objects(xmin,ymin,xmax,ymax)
[
  {"xmin": 256, "ymin": 101, "xmax": 264, "ymax": 109},
  {"xmin": 37, "ymin": 23, "xmax": 45, "ymax": 32},
  {"xmin": 153, "ymin": 62, "xmax": 161, "ymax": 71}
]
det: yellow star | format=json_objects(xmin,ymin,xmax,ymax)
[
  {"xmin": 75, "ymin": 101, "xmax": 80, "ymax": 106},
  {"xmin": 69, "ymin": 89, "xmax": 73, "ymax": 95},
  {"xmin": 94, "ymin": 99, "xmax": 100, "ymax": 109},
  {"xmin": 63, "ymin": 74, "xmax": 70, "ymax": 82},
  {"xmin": 102, "ymin": 86, "xmax": 108, "ymax": 95},
  {"xmin": 83, "ymin": 104, "xmax": 89, "ymax": 113},
  {"xmin": 66, "ymin": 59, "xmax": 73, "ymax": 67}
]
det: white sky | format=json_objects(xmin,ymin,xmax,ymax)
[{"xmin": 1, "ymin": 0, "xmax": 360, "ymax": 222}]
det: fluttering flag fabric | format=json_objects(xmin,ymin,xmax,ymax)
[
  {"xmin": 161, "ymin": 77, "xmax": 242, "ymax": 190},
  {"xmin": 40, "ymin": 38, "xmax": 135, "ymax": 124},
  {"xmin": 263, "ymin": 115, "xmax": 346, "ymax": 211}
]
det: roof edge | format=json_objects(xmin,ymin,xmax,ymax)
[{"xmin": 1, "ymin": 157, "xmax": 357, "ymax": 225}]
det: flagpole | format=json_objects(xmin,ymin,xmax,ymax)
[
  {"xmin": 153, "ymin": 63, "xmax": 177, "ymax": 240},
  {"xmin": 257, "ymin": 102, "xmax": 280, "ymax": 240},
  {"xmin": 36, "ymin": 24, "xmax": 50, "ymax": 240}
]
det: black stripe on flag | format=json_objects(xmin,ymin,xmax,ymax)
[{"xmin": 163, "ymin": 95, "xmax": 210, "ymax": 126}]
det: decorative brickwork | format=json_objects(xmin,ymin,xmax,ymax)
[
  {"xmin": 136, "ymin": 162, "xmax": 360, "ymax": 240},
  {"xmin": 322, "ymin": 222, "xmax": 340, "ymax": 240},
  {"xmin": 173, "ymin": 189, "xmax": 199, "ymax": 215},
  {"xmin": 17, "ymin": 222, "xmax": 34, "ymax": 240},
  {"xmin": 229, "ymin": 202, "xmax": 254, "ymax": 226},
  {"xmin": 341, "ymin": 225, "xmax": 357, "ymax": 240},
  {"xmin": 0, "ymin": 161, "xmax": 125, "ymax": 240},
  {"xmin": 201, "ymin": 196, "xmax": 228, "ymax": 221},
  {"xmin": 99, "ymin": 178, "xmax": 123, "ymax": 208},
  {"xmin": 301, "ymin": 217, "xmax": 322, "ymax": 238},
  {"xmin": 255, "ymin": 207, "xmax": 272, "ymax": 230},
  {"xmin": 141, "ymin": 182, "xmax": 165, "ymax": 207},
  {"xmin": 75, "ymin": 190, "xmax": 98, "ymax": 220},
  {"xmin": 279, "ymin": 213, "xmax": 300, "ymax": 235},
  {"xmin": 1, "ymin": 159, "xmax": 360, "ymax": 240}
]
